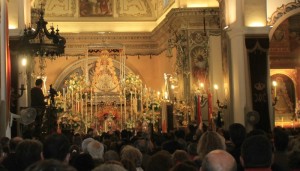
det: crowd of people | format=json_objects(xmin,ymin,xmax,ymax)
[{"xmin": 0, "ymin": 123, "xmax": 300, "ymax": 171}]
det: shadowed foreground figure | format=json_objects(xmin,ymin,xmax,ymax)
[
  {"xmin": 240, "ymin": 135, "xmax": 273, "ymax": 171},
  {"xmin": 25, "ymin": 159, "xmax": 76, "ymax": 171},
  {"xmin": 201, "ymin": 150, "xmax": 237, "ymax": 171}
]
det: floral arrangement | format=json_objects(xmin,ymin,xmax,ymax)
[
  {"xmin": 124, "ymin": 72, "xmax": 142, "ymax": 93},
  {"xmin": 54, "ymin": 92, "xmax": 64, "ymax": 112},
  {"xmin": 57, "ymin": 112, "xmax": 82, "ymax": 131},
  {"xmin": 65, "ymin": 72, "xmax": 89, "ymax": 92}
]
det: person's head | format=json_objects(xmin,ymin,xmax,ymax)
[
  {"xmin": 171, "ymin": 161, "xmax": 198, "ymax": 171},
  {"xmin": 240, "ymin": 135, "xmax": 273, "ymax": 169},
  {"xmin": 25, "ymin": 159, "xmax": 76, "ymax": 171},
  {"xmin": 273, "ymin": 127, "xmax": 289, "ymax": 152},
  {"xmin": 103, "ymin": 150, "xmax": 120, "ymax": 162},
  {"xmin": 0, "ymin": 136, "xmax": 10, "ymax": 154},
  {"xmin": 43, "ymin": 133, "xmax": 71, "ymax": 163},
  {"xmin": 87, "ymin": 140, "xmax": 104, "ymax": 160},
  {"xmin": 0, "ymin": 143, "xmax": 4, "ymax": 162},
  {"xmin": 71, "ymin": 153, "xmax": 95, "ymax": 171},
  {"xmin": 172, "ymin": 150, "xmax": 189, "ymax": 164},
  {"xmin": 134, "ymin": 138, "xmax": 153, "ymax": 154},
  {"xmin": 9, "ymin": 136, "xmax": 23, "ymax": 153},
  {"xmin": 120, "ymin": 145, "xmax": 143, "ymax": 168},
  {"xmin": 92, "ymin": 163, "xmax": 126, "ymax": 171},
  {"xmin": 82, "ymin": 137, "xmax": 94, "ymax": 153},
  {"xmin": 229, "ymin": 123, "xmax": 246, "ymax": 147},
  {"xmin": 121, "ymin": 158, "xmax": 136, "ymax": 171},
  {"xmin": 201, "ymin": 150, "xmax": 237, "ymax": 171},
  {"xmin": 35, "ymin": 79, "xmax": 43, "ymax": 87},
  {"xmin": 197, "ymin": 131, "xmax": 226, "ymax": 159},
  {"xmin": 146, "ymin": 150, "xmax": 173, "ymax": 171},
  {"xmin": 15, "ymin": 139, "xmax": 43, "ymax": 171}
]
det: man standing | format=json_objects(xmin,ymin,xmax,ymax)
[{"xmin": 31, "ymin": 78, "xmax": 46, "ymax": 139}]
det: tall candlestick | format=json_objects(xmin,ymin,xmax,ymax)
[
  {"xmin": 207, "ymin": 91, "xmax": 213, "ymax": 128},
  {"xmin": 76, "ymin": 93, "xmax": 79, "ymax": 113},
  {"xmin": 63, "ymin": 88, "xmax": 65, "ymax": 97},
  {"xmin": 120, "ymin": 95, "xmax": 123, "ymax": 130},
  {"xmin": 90, "ymin": 90, "xmax": 93, "ymax": 123},
  {"xmin": 71, "ymin": 89, "xmax": 74, "ymax": 113},
  {"xmin": 85, "ymin": 93, "xmax": 88, "ymax": 124},
  {"xmin": 130, "ymin": 91, "xmax": 133, "ymax": 121}
]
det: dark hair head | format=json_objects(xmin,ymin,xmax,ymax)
[
  {"xmin": 171, "ymin": 161, "xmax": 198, "ymax": 171},
  {"xmin": 146, "ymin": 150, "xmax": 173, "ymax": 171},
  {"xmin": 104, "ymin": 150, "xmax": 120, "ymax": 162},
  {"xmin": 43, "ymin": 133, "xmax": 70, "ymax": 162},
  {"xmin": 229, "ymin": 123, "xmax": 246, "ymax": 146},
  {"xmin": 35, "ymin": 79, "xmax": 43, "ymax": 86},
  {"xmin": 9, "ymin": 136, "xmax": 23, "ymax": 152},
  {"xmin": 25, "ymin": 159, "xmax": 76, "ymax": 171},
  {"xmin": 71, "ymin": 153, "xmax": 95, "ymax": 171},
  {"xmin": 241, "ymin": 135, "xmax": 273, "ymax": 168},
  {"xmin": 16, "ymin": 139, "xmax": 43, "ymax": 171},
  {"xmin": 273, "ymin": 127, "xmax": 289, "ymax": 152}
]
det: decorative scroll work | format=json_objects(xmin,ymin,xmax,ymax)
[
  {"xmin": 268, "ymin": 1, "xmax": 300, "ymax": 26},
  {"xmin": 35, "ymin": 0, "xmax": 76, "ymax": 17},
  {"xmin": 116, "ymin": 0, "xmax": 153, "ymax": 17}
]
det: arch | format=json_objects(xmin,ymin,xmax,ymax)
[
  {"xmin": 268, "ymin": 2, "xmax": 300, "ymax": 39},
  {"xmin": 53, "ymin": 57, "xmax": 137, "ymax": 91},
  {"xmin": 271, "ymin": 73, "xmax": 296, "ymax": 122}
]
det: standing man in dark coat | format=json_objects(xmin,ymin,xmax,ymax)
[{"xmin": 31, "ymin": 78, "xmax": 47, "ymax": 139}]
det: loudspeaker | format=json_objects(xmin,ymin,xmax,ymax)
[{"xmin": 167, "ymin": 104, "xmax": 173, "ymax": 132}]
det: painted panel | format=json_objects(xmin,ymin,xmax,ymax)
[{"xmin": 79, "ymin": 0, "xmax": 113, "ymax": 17}]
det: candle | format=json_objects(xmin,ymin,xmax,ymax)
[
  {"xmin": 272, "ymin": 81, "xmax": 277, "ymax": 97},
  {"xmin": 76, "ymin": 93, "xmax": 78, "ymax": 113},
  {"xmin": 85, "ymin": 93, "xmax": 88, "ymax": 124},
  {"xmin": 214, "ymin": 84, "xmax": 219, "ymax": 100},
  {"xmin": 63, "ymin": 88, "xmax": 65, "ymax": 97},
  {"xmin": 71, "ymin": 89, "xmax": 74, "ymax": 113},
  {"xmin": 90, "ymin": 90, "xmax": 93, "ymax": 122},
  {"xmin": 130, "ymin": 91, "xmax": 133, "ymax": 120}
]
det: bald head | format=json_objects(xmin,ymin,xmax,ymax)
[{"xmin": 201, "ymin": 150, "xmax": 237, "ymax": 171}]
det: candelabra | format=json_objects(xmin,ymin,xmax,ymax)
[
  {"xmin": 216, "ymin": 99, "xmax": 227, "ymax": 109},
  {"xmin": 272, "ymin": 96, "xmax": 278, "ymax": 106}
]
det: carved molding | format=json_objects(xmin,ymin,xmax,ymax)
[
  {"xmin": 268, "ymin": 1, "xmax": 300, "ymax": 26},
  {"xmin": 62, "ymin": 8, "xmax": 220, "ymax": 56}
]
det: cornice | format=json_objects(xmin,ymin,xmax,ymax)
[{"xmin": 49, "ymin": 8, "xmax": 221, "ymax": 56}]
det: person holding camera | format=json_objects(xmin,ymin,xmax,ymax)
[{"xmin": 31, "ymin": 78, "xmax": 47, "ymax": 139}]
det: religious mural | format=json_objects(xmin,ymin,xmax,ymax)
[{"xmin": 80, "ymin": 0, "xmax": 113, "ymax": 17}]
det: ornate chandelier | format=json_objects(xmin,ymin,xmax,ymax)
[{"xmin": 21, "ymin": 4, "xmax": 66, "ymax": 59}]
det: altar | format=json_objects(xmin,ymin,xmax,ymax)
[{"xmin": 54, "ymin": 46, "xmax": 165, "ymax": 134}]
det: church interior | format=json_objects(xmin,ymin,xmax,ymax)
[{"xmin": 1, "ymin": 0, "xmax": 300, "ymax": 137}]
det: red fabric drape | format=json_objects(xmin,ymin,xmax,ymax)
[
  {"xmin": 207, "ymin": 92, "xmax": 213, "ymax": 124},
  {"xmin": 5, "ymin": 0, "xmax": 11, "ymax": 125},
  {"xmin": 197, "ymin": 95, "xmax": 202, "ymax": 125}
]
